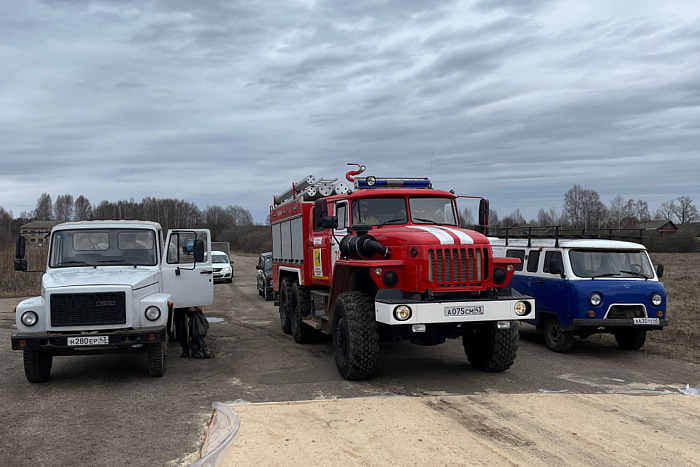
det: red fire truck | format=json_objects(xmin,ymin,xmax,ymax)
[{"xmin": 270, "ymin": 164, "xmax": 534, "ymax": 380}]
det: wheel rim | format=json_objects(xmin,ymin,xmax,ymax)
[{"xmin": 547, "ymin": 320, "xmax": 562, "ymax": 346}]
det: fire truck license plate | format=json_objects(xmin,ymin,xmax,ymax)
[
  {"xmin": 633, "ymin": 318, "xmax": 659, "ymax": 325},
  {"xmin": 444, "ymin": 306, "xmax": 484, "ymax": 317},
  {"xmin": 67, "ymin": 336, "xmax": 109, "ymax": 346}
]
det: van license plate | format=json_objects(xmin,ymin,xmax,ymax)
[
  {"xmin": 444, "ymin": 306, "xmax": 484, "ymax": 316},
  {"xmin": 633, "ymin": 318, "xmax": 659, "ymax": 325},
  {"xmin": 67, "ymin": 336, "xmax": 109, "ymax": 346}
]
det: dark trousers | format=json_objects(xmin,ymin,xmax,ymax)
[{"xmin": 174, "ymin": 308, "xmax": 201, "ymax": 353}]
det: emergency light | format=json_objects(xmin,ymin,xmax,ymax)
[{"xmin": 354, "ymin": 177, "xmax": 432, "ymax": 189}]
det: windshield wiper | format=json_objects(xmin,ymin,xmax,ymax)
[
  {"xmin": 412, "ymin": 218, "xmax": 441, "ymax": 225},
  {"xmin": 620, "ymin": 270, "xmax": 650, "ymax": 280},
  {"xmin": 97, "ymin": 259, "xmax": 129, "ymax": 264},
  {"xmin": 379, "ymin": 218, "xmax": 406, "ymax": 226},
  {"xmin": 60, "ymin": 260, "xmax": 89, "ymax": 266},
  {"xmin": 591, "ymin": 273, "xmax": 620, "ymax": 279}
]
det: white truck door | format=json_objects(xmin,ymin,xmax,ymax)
[{"xmin": 162, "ymin": 229, "xmax": 214, "ymax": 308}]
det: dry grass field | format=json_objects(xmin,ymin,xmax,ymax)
[{"xmin": 1, "ymin": 247, "xmax": 697, "ymax": 362}]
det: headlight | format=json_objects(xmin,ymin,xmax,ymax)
[
  {"xmin": 650, "ymin": 293, "xmax": 663, "ymax": 307},
  {"xmin": 514, "ymin": 301, "xmax": 529, "ymax": 316},
  {"xmin": 21, "ymin": 311, "xmax": 38, "ymax": 327},
  {"xmin": 589, "ymin": 292, "xmax": 602, "ymax": 307},
  {"xmin": 145, "ymin": 306, "xmax": 161, "ymax": 321},
  {"xmin": 222, "ymin": 267, "xmax": 231, "ymax": 272},
  {"xmin": 393, "ymin": 305, "xmax": 412, "ymax": 321}
]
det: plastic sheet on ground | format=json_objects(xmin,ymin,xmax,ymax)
[{"xmin": 679, "ymin": 383, "xmax": 700, "ymax": 395}]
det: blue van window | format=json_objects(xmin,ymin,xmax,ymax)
[
  {"xmin": 506, "ymin": 249, "xmax": 525, "ymax": 271},
  {"xmin": 543, "ymin": 251, "xmax": 563, "ymax": 274},
  {"xmin": 526, "ymin": 250, "xmax": 540, "ymax": 272},
  {"xmin": 569, "ymin": 249, "xmax": 654, "ymax": 278}
]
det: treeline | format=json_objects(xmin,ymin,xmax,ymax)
[
  {"xmin": 462, "ymin": 185, "xmax": 699, "ymax": 230},
  {"xmin": 0, "ymin": 193, "xmax": 268, "ymax": 253}
]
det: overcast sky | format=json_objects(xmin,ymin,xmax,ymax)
[{"xmin": 1, "ymin": 0, "xmax": 699, "ymax": 223}]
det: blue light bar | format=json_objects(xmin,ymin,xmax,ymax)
[{"xmin": 354, "ymin": 177, "xmax": 432, "ymax": 189}]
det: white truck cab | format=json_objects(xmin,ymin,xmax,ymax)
[{"xmin": 11, "ymin": 220, "xmax": 213, "ymax": 382}]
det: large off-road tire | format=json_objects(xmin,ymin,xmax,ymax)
[
  {"xmin": 264, "ymin": 286, "xmax": 273, "ymax": 301},
  {"xmin": 332, "ymin": 291, "xmax": 379, "ymax": 380},
  {"xmin": 23, "ymin": 349, "xmax": 53, "ymax": 383},
  {"xmin": 147, "ymin": 341, "xmax": 166, "ymax": 377},
  {"xmin": 543, "ymin": 315, "xmax": 574, "ymax": 353},
  {"xmin": 463, "ymin": 322, "xmax": 518, "ymax": 372},
  {"xmin": 614, "ymin": 328, "xmax": 647, "ymax": 350},
  {"xmin": 290, "ymin": 282, "xmax": 316, "ymax": 344},
  {"xmin": 278, "ymin": 277, "xmax": 292, "ymax": 335}
]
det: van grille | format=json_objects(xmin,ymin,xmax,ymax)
[
  {"xmin": 428, "ymin": 247, "xmax": 489, "ymax": 286},
  {"xmin": 607, "ymin": 305, "xmax": 645, "ymax": 319},
  {"xmin": 50, "ymin": 292, "xmax": 127, "ymax": 327}
]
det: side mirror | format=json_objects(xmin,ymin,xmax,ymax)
[
  {"xmin": 16, "ymin": 236, "xmax": 26, "ymax": 259},
  {"xmin": 194, "ymin": 240, "xmax": 205, "ymax": 263},
  {"xmin": 14, "ymin": 259, "xmax": 27, "ymax": 272},
  {"xmin": 321, "ymin": 216, "xmax": 338, "ymax": 230},
  {"xmin": 478, "ymin": 199, "xmax": 489, "ymax": 234},
  {"xmin": 656, "ymin": 264, "xmax": 664, "ymax": 279}
]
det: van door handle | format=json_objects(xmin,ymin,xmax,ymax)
[
  {"xmin": 201, "ymin": 270, "xmax": 213, "ymax": 275},
  {"xmin": 537, "ymin": 280, "xmax": 545, "ymax": 284}
]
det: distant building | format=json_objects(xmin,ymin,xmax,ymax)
[
  {"xmin": 638, "ymin": 219, "xmax": 677, "ymax": 237},
  {"xmin": 20, "ymin": 221, "xmax": 62, "ymax": 247}
]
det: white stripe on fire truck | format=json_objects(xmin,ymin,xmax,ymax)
[
  {"xmin": 435, "ymin": 226, "xmax": 475, "ymax": 244},
  {"xmin": 406, "ymin": 226, "xmax": 455, "ymax": 245}
]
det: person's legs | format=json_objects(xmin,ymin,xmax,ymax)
[{"xmin": 174, "ymin": 308, "xmax": 190, "ymax": 357}]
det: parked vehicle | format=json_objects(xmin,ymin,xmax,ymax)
[
  {"xmin": 256, "ymin": 252, "xmax": 274, "ymax": 300},
  {"xmin": 211, "ymin": 250, "xmax": 233, "ymax": 283},
  {"xmin": 269, "ymin": 164, "xmax": 534, "ymax": 380},
  {"xmin": 11, "ymin": 220, "xmax": 213, "ymax": 382},
  {"xmin": 489, "ymin": 227, "xmax": 667, "ymax": 353}
]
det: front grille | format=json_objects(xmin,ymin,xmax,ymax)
[
  {"xmin": 50, "ymin": 292, "xmax": 127, "ymax": 327},
  {"xmin": 428, "ymin": 247, "xmax": 489, "ymax": 287},
  {"xmin": 607, "ymin": 305, "xmax": 645, "ymax": 319}
]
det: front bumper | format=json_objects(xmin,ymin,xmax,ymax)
[
  {"xmin": 11, "ymin": 327, "xmax": 167, "ymax": 355},
  {"xmin": 570, "ymin": 319, "xmax": 669, "ymax": 330},
  {"xmin": 375, "ymin": 295, "xmax": 534, "ymax": 325}
]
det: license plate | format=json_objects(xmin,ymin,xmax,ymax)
[
  {"xmin": 67, "ymin": 336, "xmax": 109, "ymax": 346},
  {"xmin": 444, "ymin": 305, "xmax": 484, "ymax": 317},
  {"xmin": 633, "ymin": 317, "xmax": 659, "ymax": 325}
]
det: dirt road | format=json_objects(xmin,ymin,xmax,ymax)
[{"xmin": 0, "ymin": 252, "xmax": 698, "ymax": 466}]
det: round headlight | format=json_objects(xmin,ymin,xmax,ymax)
[
  {"xmin": 650, "ymin": 293, "xmax": 662, "ymax": 307},
  {"xmin": 382, "ymin": 270, "xmax": 399, "ymax": 287},
  {"xmin": 393, "ymin": 305, "xmax": 412, "ymax": 321},
  {"xmin": 514, "ymin": 301, "xmax": 529, "ymax": 316},
  {"xmin": 145, "ymin": 306, "xmax": 161, "ymax": 321},
  {"xmin": 589, "ymin": 292, "xmax": 602, "ymax": 307},
  {"xmin": 21, "ymin": 311, "xmax": 38, "ymax": 327},
  {"xmin": 493, "ymin": 267, "xmax": 507, "ymax": 284}
]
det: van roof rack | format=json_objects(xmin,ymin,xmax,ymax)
[{"xmin": 491, "ymin": 225, "xmax": 644, "ymax": 248}]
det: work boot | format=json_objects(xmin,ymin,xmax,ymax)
[{"xmin": 191, "ymin": 350, "xmax": 204, "ymax": 359}]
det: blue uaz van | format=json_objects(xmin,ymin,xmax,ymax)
[{"xmin": 489, "ymin": 232, "xmax": 667, "ymax": 352}]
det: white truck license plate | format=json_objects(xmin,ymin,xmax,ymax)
[
  {"xmin": 67, "ymin": 336, "xmax": 109, "ymax": 346},
  {"xmin": 633, "ymin": 318, "xmax": 659, "ymax": 325},
  {"xmin": 444, "ymin": 305, "xmax": 484, "ymax": 316}
]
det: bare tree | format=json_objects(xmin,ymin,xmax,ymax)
[
  {"xmin": 460, "ymin": 207, "xmax": 474, "ymax": 227},
  {"xmin": 536, "ymin": 208, "xmax": 561, "ymax": 226},
  {"xmin": 563, "ymin": 185, "xmax": 606, "ymax": 229},
  {"xmin": 54, "ymin": 194, "xmax": 74, "ymax": 221},
  {"xmin": 655, "ymin": 201, "xmax": 676, "ymax": 221},
  {"xmin": 34, "ymin": 193, "xmax": 53, "ymax": 221},
  {"xmin": 500, "ymin": 208, "xmax": 525, "ymax": 228},
  {"xmin": 226, "ymin": 205, "xmax": 254, "ymax": 226},
  {"xmin": 672, "ymin": 197, "xmax": 699, "ymax": 224},
  {"xmin": 74, "ymin": 196, "xmax": 93, "ymax": 221},
  {"xmin": 204, "ymin": 205, "xmax": 233, "ymax": 240}
]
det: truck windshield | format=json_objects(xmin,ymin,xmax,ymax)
[
  {"xmin": 351, "ymin": 196, "xmax": 459, "ymax": 226},
  {"xmin": 569, "ymin": 249, "xmax": 654, "ymax": 279},
  {"xmin": 409, "ymin": 197, "xmax": 458, "ymax": 225},
  {"xmin": 49, "ymin": 229, "xmax": 158, "ymax": 268}
]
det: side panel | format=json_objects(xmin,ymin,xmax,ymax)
[
  {"xmin": 162, "ymin": 229, "xmax": 213, "ymax": 308},
  {"xmin": 272, "ymin": 223, "xmax": 282, "ymax": 259},
  {"xmin": 291, "ymin": 216, "xmax": 304, "ymax": 262}
]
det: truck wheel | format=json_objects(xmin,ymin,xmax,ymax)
[
  {"xmin": 290, "ymin": 282, "xmax": 317, "ymax": 344},
  {"xmin": 279, "ymin": 277, "xmax": 292, "ymax": 334},
  {"xmin": 543, "ymin": 315, "xmax": 574, "ymax": 353},
  {"xmin": 23, "ymin": 349, "xmax": 53, "ymax": 383},
  {"xmin": 614, "ymin": 328, "xmax": 647, "ymax": 350},
  {"xmin": 264, "ymin": 287, "xmax": 273, "ymax": 301},
  {"xmin": 332, "ymin": 291, "xmax": 379, "ymax": 380},
  {"xmin": 462, "ymin": 322, "xmax": 518, "ymax": 372},
  {"xmin": 258, "ymin": 281, "xmax": 263, "ymax": 295},
  {"xmin": 147, "ymin": 341, "xmax": 166, "ymax": 377}
]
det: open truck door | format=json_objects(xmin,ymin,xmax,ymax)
[{"xmin": 162, "ymin": 229, "xmax": 214, "ymax": 308}]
